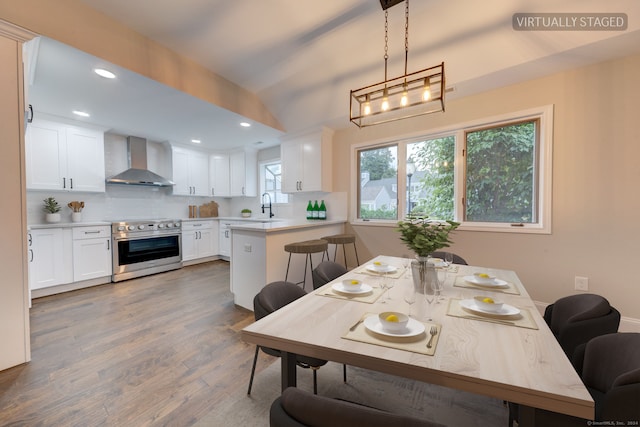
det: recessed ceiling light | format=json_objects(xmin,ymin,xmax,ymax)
[
  {"xmin": 73, "ymin": 110, "xmax": 90, "ymax": 117},
  {"xmin": 240, "ymin": 122, "xmax": 251, "ymax": 128},
  {"xmin": 94, "ymin": 68, "xmax": 116, "ymax": 79},
  {"xmin": 191, "ymin": 139, "xmax": 201, "ymax": 144}
]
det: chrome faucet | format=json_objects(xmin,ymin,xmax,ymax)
[{"xmin": 261, "ymin": 192, "xmax": 274, "ymax": 218}]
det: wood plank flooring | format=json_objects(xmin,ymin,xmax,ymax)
[{"xmin": 0, "ymin": 261, "xmax": 272, "ymax": 426}]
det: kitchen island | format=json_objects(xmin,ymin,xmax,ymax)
[{"xmin": 230, "ymin": 219, "xmax": 345, "ymax": 310}]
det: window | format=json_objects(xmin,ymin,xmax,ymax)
[
  {"xmin": 354, "ymin": 105, "xmax": 553, "ymax": 233},
  {"xmin": 260, "ymin": 160, "xmax": 288, "ymax": 204},
  {"xmin": 358, "ymin": 145, "xmax": 398, "ymax": 220}
]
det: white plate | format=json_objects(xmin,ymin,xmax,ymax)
[
  {"xmin": 459, "ymin": 299, "xmax": 520, "ymax": 317},
  {"xmin": 332, "ymin": 282, "xmax": 373, "ymax": 295},
  {"xmin": 427, "ymin": 258, "xmax": 446, "ymax": 268},
  {"xmin": 463, "ymin": 275, "xmax": 509, "ymax": 288},
  {"xmin": 363, "ymin": 315, "xmax": 426, "ymax": 337},
  {"xmin": 366, "ymin": 264, "xmax": 398, "ymax": 274}
]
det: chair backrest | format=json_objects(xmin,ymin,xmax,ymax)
[
  {"xmin": 546, "ymin": 294, "xmax": 612, "ymax": 335},
  {"xmin": 255, "ymin": 281, "xmax": 307, "ymax": 320},
  {"xmin": 430, "ymin": 251, "xmax": 468, "ymax": 265},
  {"xmin": 582, "ymin": 333, "xmax": 640, "ymax": 392},
  {"xmin": 312, "ymin": 261, "xmax": 348, "ymax": 289},
  {"xmin": 270, "ymin": 387, "xmax": 444, "ymax": 427}
]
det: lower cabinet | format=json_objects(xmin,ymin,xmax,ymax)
[
  {"xmin": 182, "ymin": 220, "xmax": 219, "ymax": 262},
  {"xmin": 219, "ymin": 221, "xmax": 234, "ymax": 258},
  {"xmin": 28, "ymin": 225, "xmax": 112, "ymax": 295},
  {"xmin": 28, "ymin": 228, "xmax": 73, "ymax": 290},
  {"xmin": 72, "ymin": 226, "xmax": 112, "ymax": 281}
]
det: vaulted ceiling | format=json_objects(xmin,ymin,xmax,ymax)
[{"xmin": 29, "ymin": 0, "xmax": 640, "ymax": 150}]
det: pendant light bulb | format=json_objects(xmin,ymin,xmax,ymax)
[
  {"xmin": 422, "ymin": 78, "xmax": 431, "ymax": 102},
  {"xmin": 400, "ymin": 86, "xmax": 409, "ymax": 107},
  {"xmin": 363, "ymin": 94, "xmax": 371, "ymax": 116},
  {"xmin": 381, "ymin": 88, "xmax": 390, "ymax": 111}
]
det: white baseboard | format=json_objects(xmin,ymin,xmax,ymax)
[{"xmin": 534, "ymin": 301, "xmax": 640, "ymax": 333}]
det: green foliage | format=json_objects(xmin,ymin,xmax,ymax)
[
  {"xmin": 241, "ymin": 208, "xmax": 252, "ymax": 213},
  {"xmin": 360, "ymin": 206, "xmax": 397, "ymax": 220},
  {"xmin": 396, "ymin": 216, "xmax": 460, "ymax": 257},
  {"xmin": 360, "ymin": 148, "xmax": 396, "ymax": 181},
  {"xmin": 412, "ymin": 137, "xmax": 455, "ymax": 220},
  {"xmin": 42, "ymin": 197, "xmax": 61, "ymax": 214}
]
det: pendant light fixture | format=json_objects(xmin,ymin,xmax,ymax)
[{"xmin": 350, "ymin": 0, "xmax": 445, "ymax": 128}]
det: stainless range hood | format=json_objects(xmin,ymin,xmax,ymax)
[{"xmin": 106, "ymin": 136, "xmax": 175, "ymax": 187}]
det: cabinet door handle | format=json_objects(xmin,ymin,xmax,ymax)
[
  {"xmin": 28, "ymin": 104, "xmax": 34, "ymax": 123},
  {"xmin": 242, "ymin": 186, "xmax": 245, "ymax": 195},
  {"xmin": 299, "ymin": 181, "xmax": 302, "ymax": 191},
  {"xmin": 63, "ymin": 177, "xmax": 66, "ymax": 189},
  {"xmin": 107, "ymin": 239, "xmax": 110, "ymax": 250},
  {"xmin": 29, "ymin": 249, "xmax": 33, "ymax": 262},
  {"xmin": 28, "ymin": 233, "xmax": 32, "ymax": 246},
  {"xmin": 84, "ymin": 230, "xmax": 101, "ymax": 234},
  {"xmin": 70, "ymin": 178, "xmax": 73, "ymax": 189},
  {"xmin": 212, "ymin": 187, "xmax": 215, "ymax": 196}
]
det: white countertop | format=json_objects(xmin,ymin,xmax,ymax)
[
  {"xmin": 182, "ymin": 216, "xmax": 282, "ymax": 223},
  {"xmin": 229, "ymin": 218, "xmax": 346, "ymax": 233},
  {"xmin": 28, "ymin": 221, "xmax": 111, "ymax": 229}
]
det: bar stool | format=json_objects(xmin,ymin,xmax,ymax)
[
  {"xmin": 322, "ymin": 234, "xmax": 360, "ymax": 269},
  {"xmin": 284, "ymin": 239, "xmax": 329, "ymax": 290}
]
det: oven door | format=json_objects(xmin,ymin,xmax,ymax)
[{"xmin": 113, "ymin": 232, "xmax": 182, "ymax": 277}]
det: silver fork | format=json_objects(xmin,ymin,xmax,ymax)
[{"xmin": 426, "ymin": 326, "xmax": 438, "ymax": 348}]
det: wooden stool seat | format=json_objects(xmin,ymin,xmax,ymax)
[
  {"xmin": 322, "ymin": 234, "xmax": 359, "ymax": 268},
  {"xmin": 284, "ymin": 239, "xmax": 329, "ymax": 289}
]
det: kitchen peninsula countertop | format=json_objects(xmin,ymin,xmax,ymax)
[{"xmin": 229, "ymin": 218, "xmax": 346, "ymax": 233}]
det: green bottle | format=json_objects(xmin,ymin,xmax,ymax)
[
  {"xmin": 312, "ymin": 200, "xmax": 319, "ymax": 219},
  {"xmin": 319, "ymin": 200, "xmax": 326, "ymax": 220},
  {"xmin": 306, "ymin": 200, "xmax": 313, "ymax": 220}
]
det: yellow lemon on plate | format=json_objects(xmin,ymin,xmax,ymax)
[
  {"xmin": 385, "ymin": 314, "xmax": 399, "ymax": 322},
  {"xmin": 350, "ymin": 280, "xmax": 360, "ymax": 285},
  {"xmin": 482, "ymin": 297, "xmax": 495, "ymax": 304},
  {"xmin": 477, "ymin": 273, "xmax": 490, "ymax": 278},
  {"xmin": 373, "ymin": 261, "xmax": 382, "ymax": 266}
]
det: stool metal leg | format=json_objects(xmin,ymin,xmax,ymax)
[
  {"xmin": 285, "ymin": 253, "xmax": 292, "ymax": 282},
  {"xmin": 353, "ymin": 242, "xmax": 360, "ymax": 266},
  {"xmin": 342, "ymin": 244, "xmax": 348, "ymax": 268}
]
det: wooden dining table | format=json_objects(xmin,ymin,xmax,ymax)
[{"xmin": 241, "ymin": 255, "xmax": 594, "ymax": 426}]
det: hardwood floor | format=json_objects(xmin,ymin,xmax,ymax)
[{"xmin": 0, "ymin": 261, "xmax": 272, "ymax": 426}]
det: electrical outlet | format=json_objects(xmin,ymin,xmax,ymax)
[
  {"xmin": 244, "ymin": 243, "xmax": 252, "ymax": 253},
  {"xmin": 575, "ymin": 276, "xmax": 589, "ymax": 291}
]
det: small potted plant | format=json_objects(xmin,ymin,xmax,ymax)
[
  {"xmin": 241, "ymin": 208, "xmax": 252, "ymax": 218},
  {"xmin": 43, "ymin": 197, "xmax": 62, "ymax": 223}
]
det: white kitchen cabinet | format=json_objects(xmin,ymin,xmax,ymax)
[
  {"xmin": 72, "ymin": 226, "xmax": 112, "ymax": 281},
  {"xmin": 281, "ymin": 127, "xmax": 333, "ymax": 193},
  {"xmin": 25, "ymin": 118, "xmax": 106, "ymax": 192},
  {"xmin": 229, "ymin": 149, "xmax": 257, "ymax": 197},
  {"xmin": 219, "ymin": 221, "xmax": 235, "ymax": 258},
  {"xmin": 209, "ymin": 154, "xmax": 230, "ymax": 197},
  {"xmin": 171, "ymin": 146, "xmax": 209, "ymax": 196},
  {"xmin": 182, "ymin": 220, "xmax": 218, "ymax": 262},
  {"xmin": 28, "ymin": 228, "xmax": 73, "ymax": 290}
]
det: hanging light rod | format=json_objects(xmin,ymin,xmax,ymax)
[{"xmin": 350, "ymin": 0, "xmax": 446, "ymax": 128}]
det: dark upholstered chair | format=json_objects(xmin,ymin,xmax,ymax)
[
  {"xmin": 430, "ymin": 251, "xmax": 468, "ymax": 265},
  {"xmin": 543, "ymin": 293, "xmax": 620, "ymax": 360},
  {"xmin": 509, "ymin": 294, "xmax": 622, "ymax": 426},
  {"xmin": 312, "ymin": 261, "xmax": 348, "ymax": 290},
  {"xmin": 270, "ymin": 387, "xmax": 445, "ymax": 427},
  {"xmin": 529, "ymin": 333, "xmax": 640, "ymax": 426},
  {"xmin": 247, "ymin": 281, "xmax": 329, "ymax": 395}
]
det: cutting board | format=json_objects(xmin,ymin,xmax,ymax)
[{"xmin": 199, "ymin": 201, "xmax": 219, "ymax": 218}]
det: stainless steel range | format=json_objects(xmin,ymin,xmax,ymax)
[{"xmin": 111, "ymin": 219, "xmax": 182, "ymax": 282}]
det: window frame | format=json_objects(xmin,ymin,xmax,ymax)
[
  {"xmin": 259, "ymin": 158, "xmax": 289, "ymax": 205},
  {"xmin": 350, "ymin": 105, "xmax": 553, "ymax": 234}
]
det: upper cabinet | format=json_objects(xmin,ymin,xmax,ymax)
[
  {"xmin": 230, "ymin": 149, "xmax": 257, "ymax": 197},
  {"xmin": 171, "ymin": 146, "xmax": 210, "ymax": 196},
  {"xmin": 209, "ymin": 154, "xmax": 230, "ymax": 197},
  {"xmin": 26, "ymin": 118, "xmax": 106, "ymax": 192},
  {"xmin": 281, "ymin": 127, "xmax": 333, "ymax": 193}
]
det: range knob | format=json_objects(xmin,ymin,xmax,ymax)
[
  {"xmin": 127, "ymin": 225, "xmax": 135, "ymax": 231},
  {"xmin": 158, "ymin": 223, "xmax": 165, "ymax": 229},
  {"xmin": 117, "ymin": 226, "xmax": 125, "ymax": 231},
  {"xmin": 138, "ymin": 225, "xmax": 145, "ymax": 230},
  {"xmin": 174, "ymin": 222, "xmax": 181, "ymax": 228}
]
